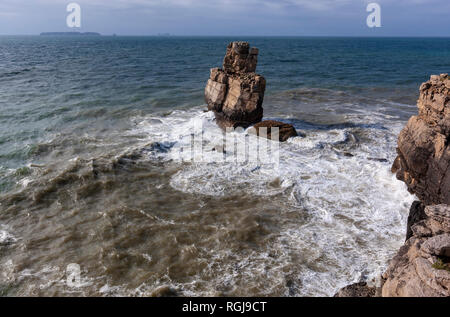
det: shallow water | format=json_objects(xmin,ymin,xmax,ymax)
[{"xmin": 0, "ymin": 36, "xmax": 449, "ymax": 296}]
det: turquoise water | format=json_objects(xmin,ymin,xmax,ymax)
[{"xmin": 0, "ymin": 36, "xmax": 449, "ymax": 296}]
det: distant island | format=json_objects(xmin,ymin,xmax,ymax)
[{"xmin": 40, "ymin": 32, "xmax": 101, "ymax": 36}]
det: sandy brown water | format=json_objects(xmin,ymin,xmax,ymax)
[
  {"xmin": 0, "ymin": 93, "xmax": 416, "ymax": 296},
  {"xmin": 3, "ymin": 36, "xmax": 445, "ymax": 297}
]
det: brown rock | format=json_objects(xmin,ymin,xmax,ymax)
[
  {"xmin": 392, "ymin": 74, "xmax": 450, "ymax": 205},
  {"xmin": 382, "ymin": 204, "xmax": 450, "ymax": 297},
  {"xmin": 205, "ymin": 42, "xmax": 266, "ymax": 129},
  {"xmin": 249, "ymin": 120, "xmax": 298, "ymax": 142},
  {"xmin": 223, "ymin": 42, "xmax": 258, "ymax": 74},
  {"xmin": 147, "ymin": 285, "xmax": 179, "ymax": 297},
  {"xmin": 334, "ymin": 282, "xmax": 378, "ymax": 297}
]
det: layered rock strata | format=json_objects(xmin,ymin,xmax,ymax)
[
  {"xmin": 392, "ymin": 74, "xmax": 450, "ymax": 205},
  {"xmin": 336, "ymin": 74, "xmax": 450, "ymax": 297},
  {"xmin": 205, "ymin": 42, "xmax": 266, "ymax": 129},
  {"xmin": 205, "ymin": 42, "xmax": 298, "ymax": 143}
]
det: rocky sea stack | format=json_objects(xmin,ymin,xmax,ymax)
[
  {"xmin": 205, "ymin": 42, "xmax": 266, "ymax": 129},
  {"xmin": 205, "ymin": 42, "xmax": 298, "ymax": 142}
]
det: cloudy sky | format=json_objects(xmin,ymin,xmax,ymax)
[{"xmin": 0, "ymin": 0, "xmax": 448, "ymax": 36}]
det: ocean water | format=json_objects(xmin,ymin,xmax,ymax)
[{"xmin": 0, "ymin": 36, "xmax": 449, "ymax": 296}]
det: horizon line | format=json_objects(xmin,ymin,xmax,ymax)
[{"xmin": 1, "ymin": 34, "xmax": 450, "ymax": 38}]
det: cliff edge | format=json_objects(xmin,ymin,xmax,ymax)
[
  {"xmin": 382, "ymin": 74, "xmax": 450, "ymax": 297},
  {"xmin": 337, "ymin": 74, "xmax": 450, "ymax": 297},
  {"xmin": 392, "ymin": 74, "xmax": 450, "ymax": 205}
]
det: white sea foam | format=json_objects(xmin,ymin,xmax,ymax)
[
  {"xmin": 126, "ymin": 105, "xmax": 415, "ymax": 296},
  {"xmin": 0, "ymin": 225, "xmax": 17, "ymax": 245}
]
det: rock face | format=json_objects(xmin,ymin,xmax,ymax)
[
  {"xmin": 205, "ymin": 42, "xmax": 266, "ymax": 129},
  {"xmin": 382, "ymin": 75, "xmax": 450, "ymax": 297},
  {"xmin": 391, "ymin": 74, "xmax": 450, "ymax": 205},
  {"xmin": 250, "ymin": 120, "xmax": 298, "ymax": 142},
  {"xmin": 336, "ymin": 75, "xmax": 450, "ymax": 297},
  {"xmin": 382, "ymin": 205, "xmax": 450, "ymax": 297}
]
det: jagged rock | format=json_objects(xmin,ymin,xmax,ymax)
[
  {"xmin": 205, "ymin": 42, "xmax": 266, "ymax": 129},
  {"xmin": 249, "ymin": 120, "xmax": 298, "ymax": 142},
  {"xmin": 391, "ymin": 74, "xmax": 450, "ymax": 205},
  {"xmin": 333, "ymin": 282, "xmax": 378, "ymax": 297},
  {"xmin": 223, "ymin": 41, "xmax": 258, "ymax": 74},
  {"xmin": 381, "ymin": 205, "xmax": 450, "ymax": 297}
]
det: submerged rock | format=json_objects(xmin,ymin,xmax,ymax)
[
  {"xmin": 391, "ymin": 74, "xmax": 450, "ymax": 205},
  {"xmin": 205, "ymin": 42, "xmax": 266, "ymax": 129},
  {"xmin": 334, "ymin": 282, "xmax": 378, "ymax": 297},
  {"xmin": 249, "ymin": 120, "xmax": 298, "ymax": 142}
]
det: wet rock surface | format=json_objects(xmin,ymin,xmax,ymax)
[
  {"xmin": 333, "ymin": 282, "xmax": 378, "ymax": 297},
  {"xmin": 250, "ymin": 120, "xmax": 298, "ymax": 142}
]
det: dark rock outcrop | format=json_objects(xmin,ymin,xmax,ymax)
[
  {"xmin": 249, "ymin": 120, "xmax": 298, "ymax": 142},
  {"xmin": 391, "ymin": 74, "xmax": 450, "ymax": 205},
  {"xmin": 205, "ymin": 42, "xmax": 266, "ymax": 129},
  {"xmin": 334, "ymin": 282, "xmax": 377, "ymax": 297},
  {"xmin": 406, "ymin": 201, "xmax": 427, "ymax": 241}
]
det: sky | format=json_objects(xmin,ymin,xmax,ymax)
[{"xmin": 0, "ymin": 0, "xmax": 449, "ymax": 36}]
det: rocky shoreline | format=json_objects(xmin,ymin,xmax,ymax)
[
  {"xmin": 337, "ymin": 74, "xmax": 450, "ymax": 297},
  {"xmin": 205, "ymin": 43, "xmax": 449, "ymax": 297}
]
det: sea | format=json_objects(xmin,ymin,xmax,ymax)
[{"xmin": 0, "ymin": 36, "xmax": 449, "ymax": 296}]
